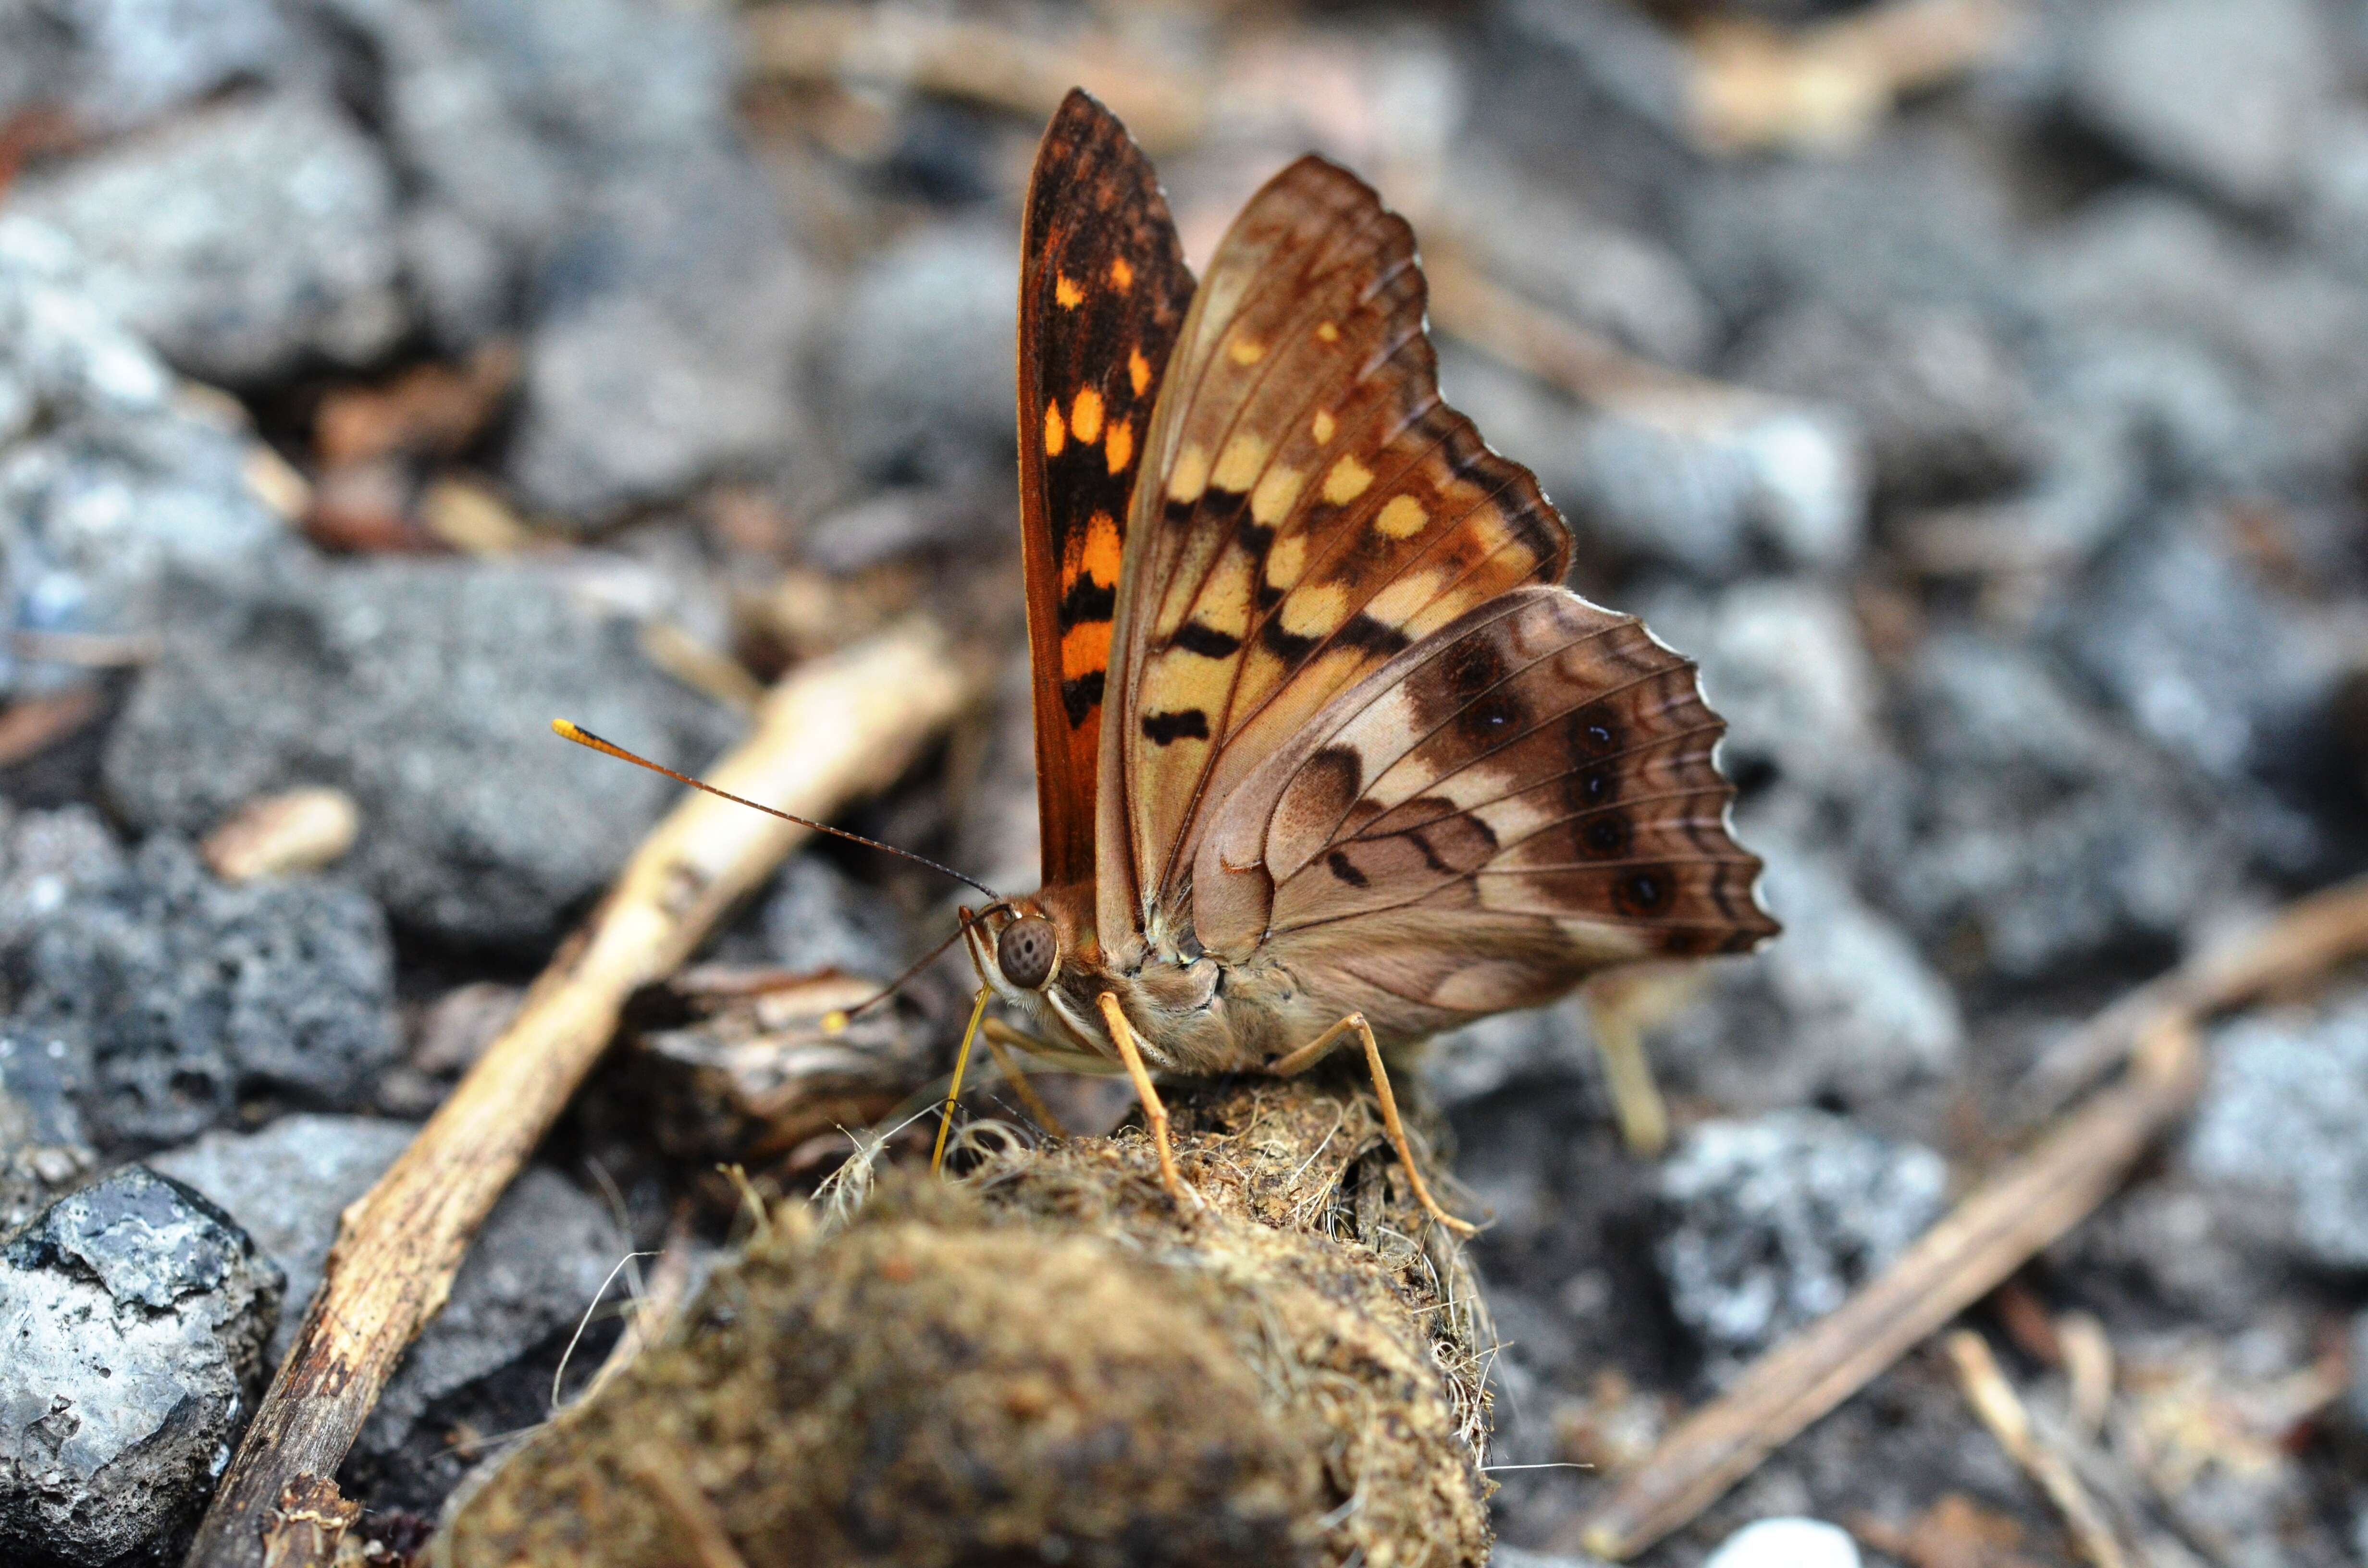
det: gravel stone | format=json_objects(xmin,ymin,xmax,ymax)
[
  {"xmin": 509, "ymin": 158, "xmax": 811, "ymax": 521},
  {"xmin": 0, "ymin": 1166, "xmax": 280, "ymax": 1568},
  {"xmin": 0, "ymin": 0, "xmax": 302, "ymax": 134},
  {"xmin": 1649, "ymin": 843, "xmax": 1962, "ymax": 1115},
  {"xmin": 824, "ymin": 221, "xmax": 1016, "ymax": 486},
  {"xmin": 0, "ymin": 1030, "xmax": 97, "ymax": 1243},
  {"xmin": 8, "ymin": 834, "xmax": 397, "ymax": 1148},
  {"xmin": 101, "ymin": 554, "xmax": 735, "ymax": 948},
  {"xmin": 2188, "ymin": 992, "xmax": 2368, "ymax": 1271},
  {"xmin": 8, "ymin": 93, "xmax": 406, "ymax": 385},
  {"xmin": 1657, "ymin": 1111, "xmax": 1947, "ymax": 1368},
  {"xmin": 1731, "ymin": 302, "xmax": 2041, "ymax": 505},
  {"xmin": 0, "ymin": 216, "xmax": 288, "ymax": 699},
  {"xmin": 1876, "ymin": 632, "xmax": 2235, "ymax": 977},
  {"xmin": 2066, "ymin": 0, "xmax": 2340, "ymax": 211},
  {"xmin": 1702, "ymin": 1517, "xmax": 1861, "ymax": 1568}
]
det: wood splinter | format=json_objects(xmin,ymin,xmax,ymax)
[{"xmin": 183, "ymin": 621, "xmax": 975, "ymax": 1568}]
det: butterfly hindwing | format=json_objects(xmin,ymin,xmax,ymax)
[
  {"xmin": 1195, "ymin": 585, "xmax": 1776, "ymax": 1040},
  {"xmin": 1099, "ymin": 156, "xmax": 1572, "ymax": 947},
  {"xmin": 1019, "ymin": 89, "xmax": 1194, "ymax": 889}
]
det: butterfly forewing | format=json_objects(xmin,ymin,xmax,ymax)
[
  {"xmin": 1101, "ymin": 157, "xmax": 1574, "ymax": 945},
  {"xmin": 1019, "ymin": 90, "xmax": 1194, "ymax": 890}
]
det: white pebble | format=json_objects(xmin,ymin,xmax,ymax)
[{"xmin": 1702, "ymin": 1517, "xmax": 1861, "ymax": 1568}]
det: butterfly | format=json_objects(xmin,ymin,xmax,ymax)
[{"xmin": 957, "ymin": 90, "xmax": 1778, "ymax": 1233}]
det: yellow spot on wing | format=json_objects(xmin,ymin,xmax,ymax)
[
  {"xmin": 1168, "ymin": 442, "xmax": 1210, "ymax": 503},
  {"xmin": 1266, "ymin": 532, "xmax": 1309, "ymax": 592},
  {"xmin": 1374, "ymin": 494, "xmax": 1429, "ymax": 538},
  {"xmin": 1315, "ymin": 321, "xmax": 1340, "ymax": 342},
  {"xmin": 1229, "ymin": 337, "xmax": 1267, "ymax": 367},
  {"xmin": 1055, "ymin": 273, "xmax": 1084, "ymax": 308},
  {"xmin": 1129, "ymin": 348, "xmax": 1151, "ymax": 398},
  {"xmin": 1323, "ymin": 454, "xmax": 1374, "ymax": 505},
  {"xmin": 1311, "ymin": 409, "xmax": 1335, "ymax": 443},
  {"xmin": 1213, "ymin": 432, "xmax": 1268, "ymax": 493},
  {"xmin": 1105, "ymin": 417, "xmax": 1134, "ymax": 476},
  {"xmin": 1196, "ymin": 569, "xmax": 1252, "ymax": 637},
  {"xmin": 1043, "ymin": 400, "xmax": 1066, "ymax": 457},
  {"xmin": 1280, "ymin": 581, "xmax": 1348, "ymax": 639},
  {"xmin": 1251, "ymin": 464, "xmax": 1305, "ymax": 526},
  {"xmin": 1365, "ymin": 567, "xmax": 1443, "ymax": 624},
  {"xmin": 1071, "ymin": 387, "xmax": 1104, "ymax": 445},
  {"xmin": 1110, "ymin": 256, "xmax": 1134, "ymax": 290}
]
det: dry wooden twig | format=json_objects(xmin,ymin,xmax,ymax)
[
  {"xmin": 1946, "ymin": 1329, "xmax": 2131, "ymax": 1568},
  {"xmin": 184, "ymin": 620, "xmax": 974, "ymax": 1568},
  {"xmin": 1688, "ymin": 0, "xmax": 2025, "ymax": 153},
  {"xmin": 743, "ymin": 4, "xmax": 1207, "ymax": 151}
]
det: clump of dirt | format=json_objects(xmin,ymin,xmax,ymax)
[{"xmin": 434, "ymin": 1069, "xmax": 1494, "ymax": 1568}]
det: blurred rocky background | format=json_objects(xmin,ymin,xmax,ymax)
[{"xmin": 4, "ymin": 0, "xmax": 2368, "ymax": 1565}]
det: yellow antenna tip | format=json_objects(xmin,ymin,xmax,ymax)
[
  {"xmin": 821, "ymin": 1010, "xmax": 849, "ymax": 1034},
  {"xmin": 552, "ymin": 718, "xmax": 583, "ymax": 740}
]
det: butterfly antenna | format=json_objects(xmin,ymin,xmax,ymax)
[{"xmin": 551, "ymin": 720, "xmax": 1003, "ymax": 901}]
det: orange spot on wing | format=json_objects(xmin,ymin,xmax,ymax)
[
  {"xmin": 1060, "ymin": 616, "xmax": 1114, "ymax": 675},
  {"xmin": 1105, "ymin": 417, "xmax": 1134, "ymax": 475},
  {"xmin": 1071, "ymin": 386, "xmax": 1105, "ymax": 445},
  {"xmin": 1043, "ymin": 399, "xmax": 1066, "ymax": 456},
  {"xmin": 1055, "ymin": 273, "xmax": 1084, "ymax": 308},
  {"xmin": 1315, "ymin": 321, "xmax": 1340, "ymax": 342},
  {"xmin": 1077, "ymin": 509, "xmax": 1122, "ymax": 588},
  {"xmin": 1110, "ymin": 256, "xmax": 1134, "ymax": 290},
  {"xmin": 1128, "ymin": 347, "xmax": 1151, "ymax": 398}
]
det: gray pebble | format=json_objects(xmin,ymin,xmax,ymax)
[
  {"xmin": 102, "ymin": 554, "xmax": 735, "ymax": 949},
  {"xmin": 2189, "ymin": 992, "xmax": 2368, "ymax": 1271},
  {"xmin": 0, "ymin": 1167, "xmax": 280, "ymax": 1568},
  {"xmin": 8, "ymin": 93, "xmax": 407, "ymax": 386},
  {"xmin": 1657, "ymin": 1110, "xmax": 1946, "ymax": 1369}
]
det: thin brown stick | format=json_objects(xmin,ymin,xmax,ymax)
[
  {"xmin": 742, "ymin": 4, "xmax": 1207, "ymax": 151},
  {"xmin": 255, "ymin": 1477, "xmax": 360, "ymax": 1568},
  {"xmin": 1567, "ymin": 1019, "xmax": 2205, "ymax": 1561},
  {"xmin": 1946, "ymin": 1330, "xmax": 2131, "ymax": 1568},
  {"xmin": 184, "ymin": 621, "xmax": 973, "ymax": 1568}
]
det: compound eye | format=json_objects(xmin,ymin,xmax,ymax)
[{"xmin": 997, "ymin": 916, "xmax": 1058, "ymax": 990}]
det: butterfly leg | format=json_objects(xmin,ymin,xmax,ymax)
[
  {"xmin": 1272, "ymin": 1014, "xmax": 1479, "ymax": 1237},
  {"xmin": 1095, "ymin": 992, "xmax": 1195, "ymax": 1210}
]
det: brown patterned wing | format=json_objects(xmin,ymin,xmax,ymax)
[
  {"xmin": 1193, "ymin": 585, "xmax": 1777, "ymax": 1041},
  {"xmin": 1097, "ymin": 156, "xmax": 1570, "ymax": 951},
  {"xmin": 1019, "ymin": 90, "xmax": 1194, "ymax": 889}
]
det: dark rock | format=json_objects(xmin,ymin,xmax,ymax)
[
  {"xmin": 823, "ymin": 221, "xmax": 1016, "ymax": 486},
  {"xmin": 1875, "ymin": 631, "xmax": 2236, "ymax": 978},
  {"xmin": 0, "ymin": 217, "xmax": 290, "ymax": 700},
  {"xmin": 9, "ymin": 93, "xmax": 406, "ymax": 386},
  {"xmin": 0, "ymin": 1030, "xmax": 97, "ymax": 1242},
  {"xmin": 1648, "ymin": 841, "xmax": 1962, "ymax": 1118},
  {"xmin": 1423, "ymin": 998, "xmax": 1596, "ymax": 1109},
  {"xmin": 1730, "ymin": 303, "xmax": 2041, "ymax": 506},
  {"xmin": 1656, "ymin": 1110, "xmax": 1946, "ymax": 1371},
  {"xmin": 2031, "ymin": 194, "xmax": 2368, "ymax": 484},
  {"xmin": 0, "ymin": 804, "xmax": 125, "ymax": 959},
  {"xmin": 2187, "ymin": 992, "xmax": 2368, "ymax": 1271},
  {"xmin": 101, "ymin": 555, "xmax": 735, "ymax": 948},
  {"xmin": 2065, "ymin": 0, "xmax": 2340, "ymax": 212},
  {"xmin": 1678, "ymin": 128, "xmax": 2023, "ymax": 330},
  {"xmin": 0, "ymin": 1166, "xmax": 280, "ymax": 1568},
  {"xmin": 8, "ymin": 834, "xmax": 397, "ymax": 1148},
  {"xmin": 2056, "ymin": 505, "xmax": 2333, "ymax": 795},
  {"xmin": 508, "ymin": 158, "xmax": 811, "ymax": 521}
]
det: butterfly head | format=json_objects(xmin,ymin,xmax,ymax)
[{"xmin": 965, "ymin": 896, "xmax": 1065, "ymax": 1000}]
